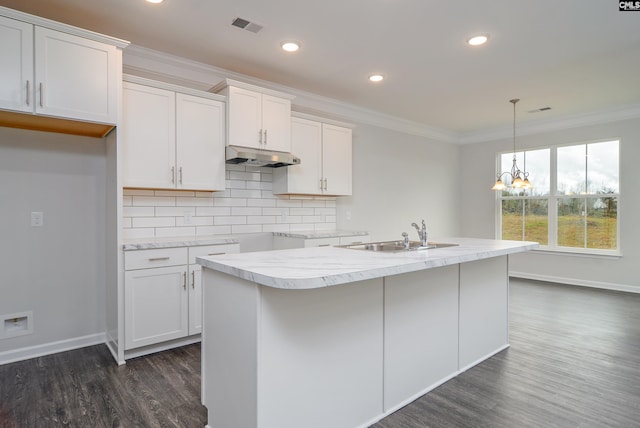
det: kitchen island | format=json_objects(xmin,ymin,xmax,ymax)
[{"xmin": 197, "ymin": 237, "xmax": 537, "ymax": 428}]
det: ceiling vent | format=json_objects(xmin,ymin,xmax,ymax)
[
  {"xmin": 231, "ymin": 17, "xmax": 263, "ymax": 34},
  {"xmin": 528, "ymin": 107, "xmax": 552, "ymax": 113}
]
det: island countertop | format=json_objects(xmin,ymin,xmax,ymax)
[{"xmin": 196, "ymin": 237, "xmax": 538, "ymax": 290}]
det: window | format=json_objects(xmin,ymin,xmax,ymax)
[{"xmin": 497, "ymin": 139, "xmax": 619, "ymax": 254}]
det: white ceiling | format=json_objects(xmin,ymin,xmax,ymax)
[{"xmin": 3, "ymin": 0, "xmax": 640, "ymax": 137}]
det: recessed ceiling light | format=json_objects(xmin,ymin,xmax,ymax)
[
  {"xmin": 146, "ymin": 0, "xmax": 163, "ymax": 3},
  {"xmin": 369, "ymin": 74, "xmax": 384, "ymax": 83},
  {"xmin": 281, "ymin": 41, "xmax": 300, "ymax": 53},
  {"xmin": 467, "ymin": 34, "xmax": 489, "ymax": 46}
]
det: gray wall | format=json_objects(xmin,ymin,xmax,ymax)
[
  {"xmin": 459, "ymin": 117, "xmax": 640, "ymax": 292},
  {"xmin": 0, "ymin": 128, "xmax": 107, "ymax": 353},
  {"xmin": 337, "ymin": 123, "xmax": 461, "ymax": 242}
]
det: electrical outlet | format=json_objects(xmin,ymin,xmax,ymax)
[
  {"xmin": 184, "ymin": 211, "xmax": 193, "ymax": 225},
  {"xmin": 31, "ymin": 212, "xmax": 44, "ymax": 227}
]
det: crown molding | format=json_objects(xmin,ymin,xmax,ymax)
[
  {"xmin": 458, "ymin": 102, "xmax": 640, "ymax": 144},
  {"xmin": 122, "ymin": 45, "xmax": 457, "ymax": 142},
  {"xmin": 0, "ymin": 6, "xmax": 129, "ymax": 48},
  {"xmin": 123, "ymin": 45, "xmax": 640, "ymax": 146}
]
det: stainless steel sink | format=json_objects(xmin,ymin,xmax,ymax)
[{"xmin": 340, "ymin": 241, "xmax": 458, "ymax": 252}]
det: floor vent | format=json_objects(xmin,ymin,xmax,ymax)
[{"xmin": 231, "ymin": 17, "xmax": 263, "ymax": 34}]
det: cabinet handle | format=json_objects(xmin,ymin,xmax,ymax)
[
  {"xmin": 264, "ymin": 129, "xmax": 268, "ymax": 145},
  {"xmin": 324, "ymin": 178, "xmax": 328, "ymax": 191},
  {"xmin": 179, "ymin": 167, "xmax": 183, "ymax": 184},
  {"xmin": 39, "ymin": 82, "xmax": 43, "ymax": 107},
  {"xmin": 319, "ymin": 178, "xmax": 323, "ymax": 190},
  {"xmin": 318, "ymin": 244, "xmax": 331, "ymax": 247},
  {"xmin": 191, "ymin": 270, "xmax": 195, "ymax": 289},
  {"xmin": 148, "ymin": 257, "xmax": 170, "ymax": 261},
  {"xmin": 207, "ymin": 252, "xmax": 226, "ymax": 256},
  {"xmin": 26, "ymin": 80, "xmax": 30, "ymax": 106},
  {"xmin": 171, "ymin": 166, "xmax": 175, "ymax": 183},
  {"xmin": 183, "ymin": 272, "xmax": 187, "ymax": 290},
  {"xmin": 259, "ymin": 129, "xmax": 263, "ymax": 145}
]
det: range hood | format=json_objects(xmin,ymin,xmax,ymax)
[{"xmin": 225, "ymin": 145, "xmax": 301, "ymax": 168}]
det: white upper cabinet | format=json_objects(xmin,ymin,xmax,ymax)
[
  {"xmin": 213, "ymin": 79, "xmax": 294, "ymax": 153},
  {"xmin": 273, "ymin": 116, "xmax": 353, "ymax": 196},
  {"xmin": 321, "ymin": 123, "xmax": 353, "ymax": 196},
  {"xmin": 0, "ymin": 14, "xmax": 120, "ymax": 124},
  {"xmin": 122, "ymin": 79, "xmax": 226, "ymax": 191},
  {"xmin": 0, "ymin": 16, "xmax": 33, "ymax": 113},
  {"xmin": 176, "ymin": 93, "xmax": 226, "ymax": 191},
  {"xmin": 34, "ymin": 27, "xmax": 118, "ymax": 124}
]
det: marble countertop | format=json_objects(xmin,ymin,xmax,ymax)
[
  {"xmin": 123, "ymin": 235, "xmax": 239, "ymax": 251},
  {"xmin": 272, "ymin": 230, "xmax": 369, "ymax": 239},
  {"xmin": 197, "ymin": 237, "xmax": 538, "ymax": 290}
]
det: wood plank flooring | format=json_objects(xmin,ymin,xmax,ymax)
[{"xmin": 1, "ymin": 279, "xmax": 639, "ymax": 427}]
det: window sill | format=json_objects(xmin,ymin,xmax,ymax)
[{"xmin": 532, "ymin": 246, "xmax": 622, "ymax": 259}]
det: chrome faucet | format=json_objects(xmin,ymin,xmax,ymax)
[
  {"xmin": 401, "ymin": 232, "xmax": 410, "ymax": 249},
  {"xmin": 411, "ymin": 220, "xmax": 428, "ymax": 247}
]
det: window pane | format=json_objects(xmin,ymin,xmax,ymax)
[
  {"xmin": 587, "ymin": 141, "xmax": 619, "ymax": 194},
  {"xmin": 501, "ymin": 199, "xmax": 523, "ymax": 240},
  {"xmin": 557, "ymin": 197, "xmax": 585, "ymax": 247},
  {"xmin": 525, "ymin": 200, "xmax": 548, "ymax": 244},
  {"xmin": 524, "ymin": 149, "xmax": 550, "ymax": 196},
  {"xmin": 557, "ymin": 145, "xmax": 586, "ymax": 195},
  {"xmin": 586, "ymin": 197, "xmax": 617, "ymax": 249}
]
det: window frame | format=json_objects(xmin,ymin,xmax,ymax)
[{"xmin": 495, "ymin": 138, "xmax": 621, "ymax": 257}]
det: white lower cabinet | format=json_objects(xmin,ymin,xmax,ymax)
[{"xmin": 124, "ymin": 243, "xmax": 239, "ymax": 351}]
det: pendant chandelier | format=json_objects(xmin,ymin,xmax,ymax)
[{"xmin": 492, "ymin": 99, "xmax": 532, "ymax": 191}]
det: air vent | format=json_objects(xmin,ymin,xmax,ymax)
[
  {"xmin": 528, "ymin": 107, "xmax": 552, "ymax": 113},
  {"xmin": 231, "ymin": 17, "xmax": 263, "ymax": 34}
]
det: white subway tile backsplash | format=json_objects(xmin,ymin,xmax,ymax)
[
  {"xmin": 231, "ymin": 224, "xmax": 262, "ymax": 234},
  {"xmin": 123, "ymin": 206, "xmax": 155, "ymax": 217},
  {"xmin": 132, "ymin": 196, "xmax": 176, "ymax": 207},
  {"xmin": 247, "ymin": 216, "xmax": 276, "ymax": 225},
  {"xmin": 176, "ymin": 196, "xmax": 214, "ymax": 207},
  {"xmin": 231, "ymin": 207, "xmax": 262, "ymax": 216},
  {"xmin": 132, "ymin": 217, "xmax": 175, "ymax": 228},
  {"xmin": 230, "ymin": 189, "xmax": 263, "ymax": 199},
  {"xmin": 155, "ymin": 226, "xmax": 196, "ymax": 238},
  {"xmin": 214, "ymin": 216, "xmax": 247, "ymax": 226},
  {"xmin": 122, "ymin": 166, "xmax": 338, "ymax": 238},
  {"xmin": 196, "ymin": 206, "xmax": 231, "ymax": 216}
]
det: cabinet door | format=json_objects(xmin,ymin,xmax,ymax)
[
  {"xmin": 189, "ymin": 267, "xmax": 203, "ymax": 335},
  {"xmin": 261, "ymin": 94, "xmax": 291, "ymax": 152},
  {"xmin": 176, "ymin": 93, "xmax": 225, "ymax": 191},
  {"xmin": 322, "ymin": 124, "xmax": 352, "ymax": 196},
  {"xmin": 124, "ymin": 266, "xmax": 189, "ymax": 349},
  {"xmin": 227, "ymin": 86, "xmax": 261, "ymax": 149},
  {"xmin": 34, "ymin": 27, "xmax": 118, "ymax": 124},
  {"xmin": 283, "ymin": 117, "xmax": 323, "ymax": 194},
  {"xmin": 0, "ymin": 17, "xmax": 33, "ymax": 112},
  {"xmin": 122, "ymin": 82, "xmax": 176, "ymax": 189}
]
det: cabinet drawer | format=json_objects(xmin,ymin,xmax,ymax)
[
  {"xmin": 188, "ymin": 244, "xmax": 240, "ymax": 264},
  {"xmin": 125, "ymin": 247, "xmax": 188, "ymax": 270},
  {"xmin": 304, "ymin": 237, "xmax": 340, "ymax": 248}
]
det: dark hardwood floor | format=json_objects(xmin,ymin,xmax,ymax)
[{"xmin": 1, "ymin": 279, "xmax": 639, "ymax": 428}]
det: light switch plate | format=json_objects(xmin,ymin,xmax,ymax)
[{"xmin": 31, "ymin": 212, "xmax": 44, "ymax": 227}]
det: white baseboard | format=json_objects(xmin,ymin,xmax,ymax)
[
  {"xmin": 510, "ymin": 271, "xmax": 640, "ymax": 294},
  {"xmin": 0, "ymin": 333, "xmax": 105, "ymax": 366}
]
